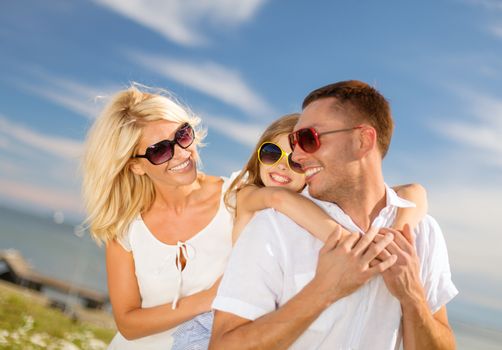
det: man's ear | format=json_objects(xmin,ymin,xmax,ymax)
[
  {"xmin": 356, "ymin": 126, "xmax": 377, "ymax": 157},
  {"xmin": 129, "ymin": 159, "xmax": 146, "ymax": 176}
]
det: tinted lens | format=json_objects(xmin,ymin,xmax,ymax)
[
  {"xmin": 298, "ymin": 128, "xmax": 319, "ymax": 153},
  {"xmin": 146, "ymin": 141, "xmax": 174, "ymax": 165},
  {"xmin": 259, "ymin": 143, "xmax": 282, "ymax": 164},
  {"xmin": 287, "ymin": 153, "xmax": 304, "ymax": 173},
  {"xmin": 176, "ymin": 124, "xmax": 194, "ymax": 148}
]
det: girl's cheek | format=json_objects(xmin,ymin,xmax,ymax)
[
  {"xmin": 258, "ymin": 165, "xmax": 269, "ymax": 186},
  {"xmin": 288, "ymin": 175, "xmax": 306, "ymax": 192}
]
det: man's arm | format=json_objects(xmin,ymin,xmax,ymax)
[
  {"xmin": 373, "ymin": 225, "xmax": 455, "ymax": 350},
  {"xmin": 210, "ymin": 227, "xmax": 397, "ymax": 350},
  {"xmin": 210, "ymin": 280, "xmax": 333, "ymax": 350},
  {"xmin": 402, "ymin": 302, "xmax": 455, "ymax": 349}
]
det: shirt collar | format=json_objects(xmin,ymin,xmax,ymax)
[
  {"xmin": 301, "ymin": 184, "xmax": 416, "ymax": 209},
  {"xmin": 384, "ymin": 184, "xmax": 416, "ymax": 209},
  {"xmin": 301, "ymin": 184, "xmax": 416, "ymax": 233}
]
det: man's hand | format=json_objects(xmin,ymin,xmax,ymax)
[
  {"xmin": 371, "ymin": 224, "xmax": 425, "ymax": 304},
  {"xmin": 311, "ymin": 226, "xmax": 397, "ymax": 307},
  {"xmin": 372, "ymin": 224, "xmax": 456, "ymax": 349}
]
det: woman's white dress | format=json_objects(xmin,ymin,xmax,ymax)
[{"xmin": 107, "ymin": 176, "xmax": 234, "ymax": 349}]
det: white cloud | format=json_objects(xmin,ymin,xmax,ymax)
[
  {"xmin": 431, "ymin": 88, "xmax": 502, "ymax": 168},
  {"xmin": 465, "ymin": 0, "xmax": 502, "ymax": 10},
  {"xmin": 438, "ymin": 122, "xmax": 502, "ymax": 153},
  {"xmin": 429, "ymin": 185, "xmax": 502, "ymax": 279},
  {"xmin": 0, "ymin": 116, "xmax": 83, "ymax": 159},
  {"xmin": 429, "ymin": 184, "xmax": 502, "ymax": 316},
  {"xmin": 93, "ymin": 0, "xmax": 266, "ymax": 46},
  {"xmin": 130, "ymin": 52, "xmax": 277, "ymax": 118},
  {"xmin": 387, "ymin": 156, "xmax": 502, "ymax": 286},
  {"xmin": 19, "ymin": 84, "xmax": 100, "ymax": 119},
  {"xmin": 0, "ymin": 115, "xmax": 83, "ymax": 217},
  {"xmin": 0, "ymin": 178, "xmax": 82, "ymax": 214},
  {"xmin": 0, "ymin": 135, "xmax": 8, "ymax": 149},
  {"xmin": 0, "ymin": 158, "xmax": 22, "ymax": 177},
  {"xmin": 386, "ymin": 144, "xmax": 502, "ymax": 321},
  {"xmin": 465, "ymin": 1, "xmax": 502, "ymax": 42},
  {"xmin": 489, "ymin": 24, "xmax": 502, "ymax": 38},
  {"xmin": 202, "ymin": 113, "xmax": 265, "ymax": 147},
  {"xmin": 14, "ymin": 73, "xmax": 115, "ymax": 119}
]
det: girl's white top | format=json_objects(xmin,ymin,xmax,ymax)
[{"xmin": 107, "ymin": 176, "xmax": 234, "ymax": 350}]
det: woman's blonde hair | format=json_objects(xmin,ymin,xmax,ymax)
[
  {"xmin": 82, "ymin": 84, "xmax": 206, "ymax": 244},
  {"xmin": 224, "ymin": 113, "xmax": 300, "ymax": 215}
]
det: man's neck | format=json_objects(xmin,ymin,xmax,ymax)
[{"xmin": 335, "ymin": 175, "xmax": 387, "ymax": 233}]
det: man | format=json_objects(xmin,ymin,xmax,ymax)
[{"xmin": 210, "ymin": 80, "xmax": 458, "ymax": 349}]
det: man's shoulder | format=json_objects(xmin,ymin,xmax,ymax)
[
  {"xmin": 414, "ymin": 214, "xmax": 449, "ymax": 259},
  {"xmin": 416, "ymin": 214, "xmax": 442, "ymax": 237}
]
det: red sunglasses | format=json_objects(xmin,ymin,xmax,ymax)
[
  {"xmin": 134, "ymin": 123, "xmax": 194, "ymax": 165},
  {"xmin": 288, "ymin": 125, "xmax": 362, "ymax": 153}
]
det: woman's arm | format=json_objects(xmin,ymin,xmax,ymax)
[
  {"xmin": 234, "ymin": 186, "xmax": 348, "ymax": 243},
  {"xmin": 106, "ymin": 240, "xmax": 219, "ymax": 340},
  {"xmin": 392, "ymin": 183, "xmax": 428, "ymax": 230}
]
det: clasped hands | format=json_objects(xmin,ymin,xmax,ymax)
[{"xmin": 313, "ymin": 224, "xmax": 424, "ymax": 306}]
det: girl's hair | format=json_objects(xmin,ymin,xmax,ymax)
[
  {"xmin": 82, "ymin": 84, "xmax": 206, "ymax": 244},
  {"xmin": 224, "ymin": 113, "xmax": 300, "ymax": 215}
]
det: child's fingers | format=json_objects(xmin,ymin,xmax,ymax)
[{"xmin": 320, "ymin": 226, "xmax": 341, "ymax": 253}]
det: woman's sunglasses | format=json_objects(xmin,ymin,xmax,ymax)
[
  {"xmin": 134, "ymin": 123, "xmax": 195, "ymax": 165},
  {"xmin": 288, "ymin": 125, "xmax": 362, "ymax": 153},
  {"xmin": 257, "ymin": 142, "xmax": 304, "ymax": 174}
]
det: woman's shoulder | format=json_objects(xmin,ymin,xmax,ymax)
[
  {"xmin": 198, "ymin": 173, "xmax": 224, "ymax": 194},
  {"xmin": 115, "ymin": 216, "xmax": 144, "ymax": 252},
  {"xmin": 200, "ymin": 171, "xmax": 241, "ymax": 190},
  {"xmin": 200, "ymin": 173, "xmax": 225, "ymax": 184}
]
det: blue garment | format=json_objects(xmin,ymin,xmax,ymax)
[{"xmin": 172, "ymin": 311, "xmax": 214, "ymax": 350}]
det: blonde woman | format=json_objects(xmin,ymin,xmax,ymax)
[{"xmin": 82, "ymin": 85, "xmax": 233, "ymax": 349}]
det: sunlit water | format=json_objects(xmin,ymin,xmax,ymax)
[{"xmin": 0, "ymin": 205, "xmax": 106, "ymax": 294}]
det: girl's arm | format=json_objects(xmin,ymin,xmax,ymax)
[
  {"xmin": 392, "ymin": 183, "xmax": 428, "ymax": 230},
  {"xmin": 235, "ymin": 185, "xmax": 348, "ymax": 243},
  {"xmin": 106, "ymin": 240, "xmax": 219, "ymax": 340}
]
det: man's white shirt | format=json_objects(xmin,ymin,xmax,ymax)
[{"xmin": 213, "ymin": 186, "xmax": 458, "ymax": 350}]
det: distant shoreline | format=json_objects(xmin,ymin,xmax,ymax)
[
  {"xmin": 0, "ymin": 206, "xmax": 108, "ymax": 295},
  {"xmin": 0, "ymin": 203, "xmax": 84, "ymax": 231}
]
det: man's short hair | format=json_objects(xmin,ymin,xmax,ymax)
[{"xmin": 302, "ymin": 80, "xmax": 394, "ymax": 158}]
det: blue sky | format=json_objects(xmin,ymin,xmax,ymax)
[{"xmin": 1, "ymin": 0, "xmax": 501, "ymax": 346}]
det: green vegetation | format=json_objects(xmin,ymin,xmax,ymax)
[{"xmin": 0, "ymin": 284, "xmax": 115, "ymax": 349}]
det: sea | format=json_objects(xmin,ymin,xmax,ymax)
[
  {"xmin": 0, "ymin": 205, "xmax": 107, "ymax": 299},
  {"xmin": 1, "ymin": 205, "xmax": 501, "ymax": 349}
]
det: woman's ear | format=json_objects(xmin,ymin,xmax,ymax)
[{"xmin": 129, "ymin": 159, "xmax": 146, "ymax": 176}]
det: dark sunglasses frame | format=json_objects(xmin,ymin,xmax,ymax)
[
  {"xmin": 288, "ymin": 125, "xmax": 362, "ymax": 153},
  {"xmin": 257, "ymin": 142, "xmax": 304, "ymax": 174},
  {"xmin": 134, "ymin": 123, "xmax": 194, "ymax": 165}
]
